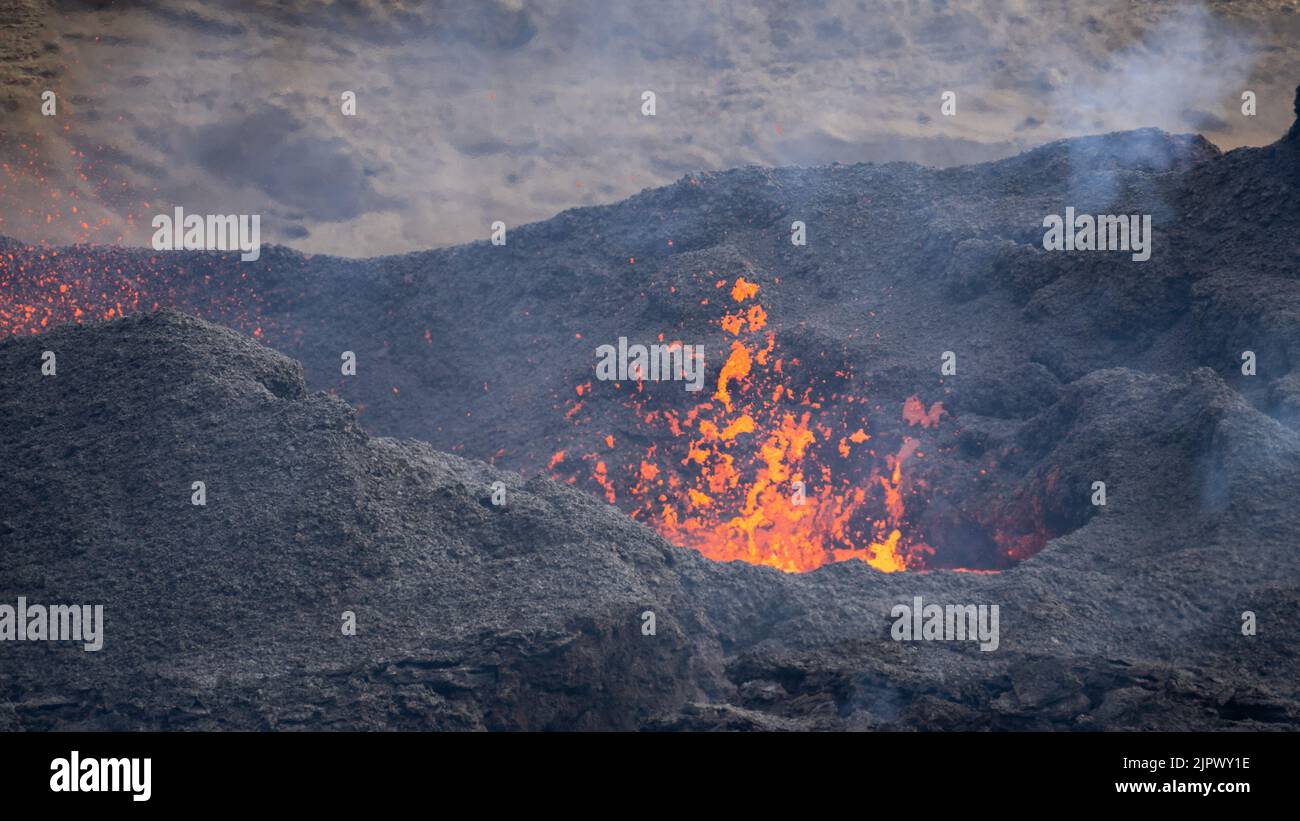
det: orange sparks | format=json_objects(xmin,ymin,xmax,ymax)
[
  {"xmin": 554, "ymin": 276, "xmax": 940, "ymax": 574},
  {"xmin": 903, "ymin": 395, "xmax": 945, "ymax": 428},
  {"xmin": 730, "ymin": 276, "xmax": 760, "ymax": 303}
]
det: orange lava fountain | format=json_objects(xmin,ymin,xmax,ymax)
[{"xmin": 556, "ymin": 275, "xmax": 943, "ymax": 573}]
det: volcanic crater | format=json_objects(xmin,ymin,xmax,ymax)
[{"xmin": 2, "ymin": 90, "xmax": 1299, "ymax": 729}]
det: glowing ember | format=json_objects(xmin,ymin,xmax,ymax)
[
  {"xmin": 557, "ymin": 276, "xmax": 945, "ymax": 573},
  {"xmin": 0, "ymin": 245, "xmax": 277, "ymax": 339}
]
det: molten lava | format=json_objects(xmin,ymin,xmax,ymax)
[
  {"xmin": 0, "ymin": 245, "xmax": 277, "ymax": 340},
  {"xmin": 557, "ymin": 275, "xmax": 945, "ymax": 573}
]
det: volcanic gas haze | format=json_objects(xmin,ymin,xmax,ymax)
[{"xmin": 1, "ymin": 1, "xmax": 1298, "ymax": 255}]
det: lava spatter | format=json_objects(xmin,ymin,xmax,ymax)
[{"xmin": 558, "ymin": 275, "xmax": 944, "ymax": 573}]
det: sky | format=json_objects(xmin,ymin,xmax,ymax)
[{"xmin": 1, "ymin": 0, "xmax": 1297, "ymax": 257}]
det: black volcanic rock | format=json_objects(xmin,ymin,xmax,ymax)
[
  {"xmin": 3, "ymin": 94, "xmax": 1300, "ymax": 729},
  {"xmin": 1289, "ymin": 83, "xmax": 1300, "ymax": 141},
  {"xmin": 2, "ymin": 312, "xmax": 1298, "ymax": 730},
  {"xmin": 0, "ymin": 312, "xmax": 728, "ymax": 729}
]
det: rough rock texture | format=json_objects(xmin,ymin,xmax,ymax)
[
  {"xmin": 2, "ymin": 92, "xmax": 1300, "ymax": 730},
  {"xmin": 1, "ymin": 311, "xmax": 1298, "ymax": 730},
  {"xmin": 5, "ymin": 95, "xmax": 1299, "ymax": 573}
]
